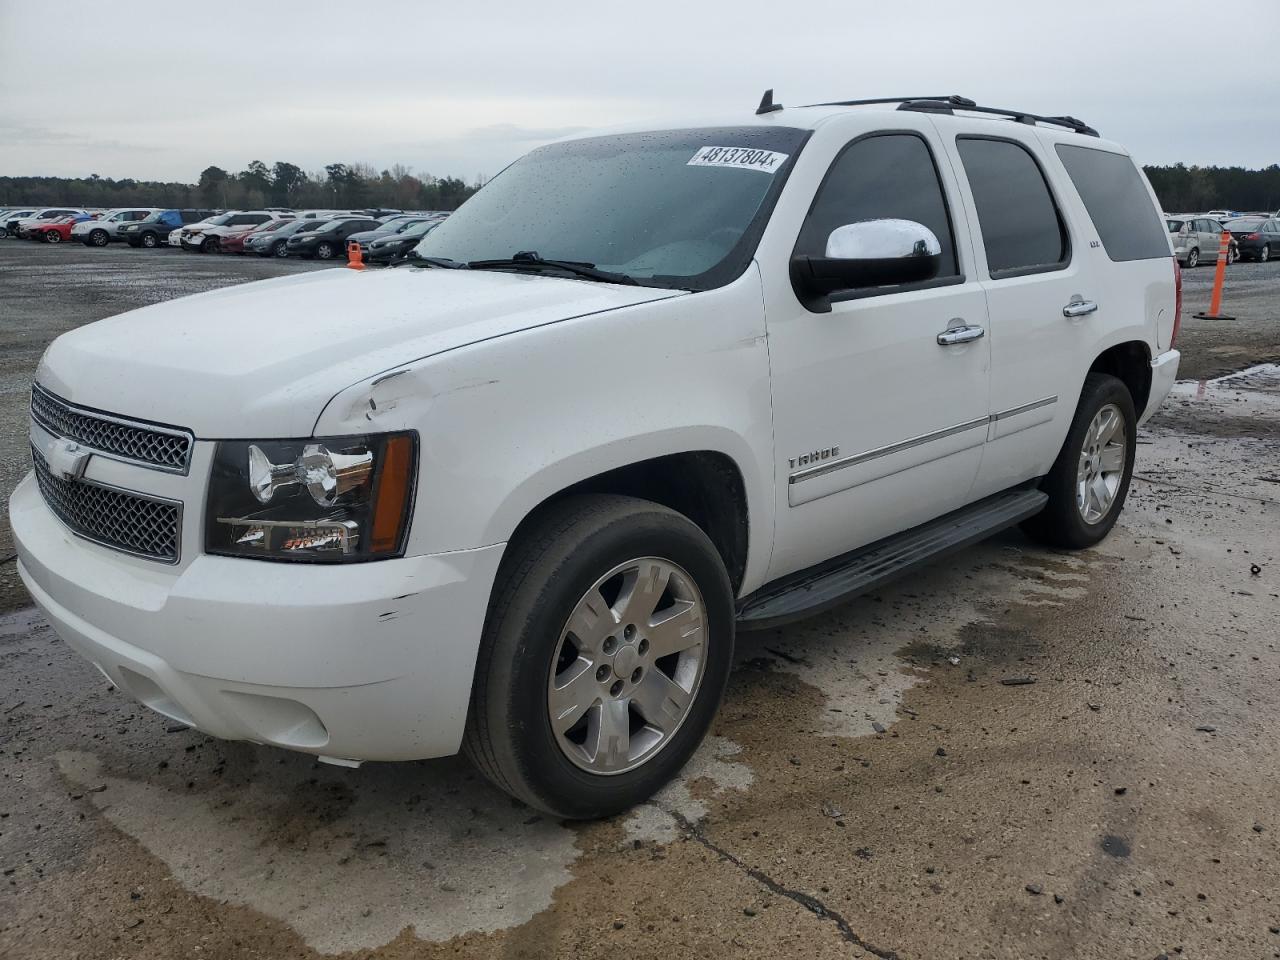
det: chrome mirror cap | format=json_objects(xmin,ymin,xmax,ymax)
[{"xmin": 825, "ymin": 219, "xmax": 941, "ymax": 261}]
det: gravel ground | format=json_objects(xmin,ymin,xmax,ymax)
[{"xmin": 1, "ymin": 240, "xmax": 1278, "ymax": 959}]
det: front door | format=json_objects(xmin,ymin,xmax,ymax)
[{"xmin": 764, "ymin": 127, "xmax": 991, "ymax": 582}]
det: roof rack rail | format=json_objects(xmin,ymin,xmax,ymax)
[
  {"xmin": 800, "ymin": 94, "xmax": 1099, "ymax": 138},
  {"xmin": 897, "ymin": 99, "xmax": 1099, "ymax": 137},
  {"xmin": 804, "ymin": 95, "xmax": 977, "ymax": 109}
]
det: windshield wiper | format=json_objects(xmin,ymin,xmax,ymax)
[
  {"xmin": 466, "ymin": 251, "xmax": 638, "ymax": 285},
  {"xmin": 389, "ymin": 251, "xmax": 469, "ymax": 269}
]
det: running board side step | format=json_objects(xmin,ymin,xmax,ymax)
[{"xmin": 736, "ymin": 488, "xmax": 1048, "ymax": 632}]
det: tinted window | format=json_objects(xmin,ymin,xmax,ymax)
[
  {"xmin": 795, "ymin": 133, "xmax": 959, "ymax": 283},
  {"xmin": 1054, "ymin": 144, "xmax": 1169, "ymax": 262},
  {"xmin": 957, "ymin": 138, "xmax": 1067, "ymax": 276},
  {"xmin": 1166, "ymin": 220, "xmax": 1185, "ymax": 233}
]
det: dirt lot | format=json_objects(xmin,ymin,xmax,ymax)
[{"xmin": 1, "ymin": 241, "xmax": 1278, "ymax": 960}]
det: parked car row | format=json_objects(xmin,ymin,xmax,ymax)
[
  {"xmin": 1162, "ymin": 209, "xmax": 1280, "ymax": 267},
  {"xmin": 0, "ymin": 205, "xmax": 449, "ymax": 263}
]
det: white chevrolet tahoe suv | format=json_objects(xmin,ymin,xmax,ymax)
[{"xmin": 10, "ymin": 94, "xmax": 1181, "ymax": 819}]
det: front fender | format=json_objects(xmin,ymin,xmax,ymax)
[{"xmin": 315, "ymin": 268, "xmax": 777, "ymax": 594}]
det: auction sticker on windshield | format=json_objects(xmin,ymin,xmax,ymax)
[{"xmin": 687, "ymin": 146, "xmax": 789, "ymax": 172}]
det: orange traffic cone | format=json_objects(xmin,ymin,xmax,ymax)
[
  {"xmin": 1193, "ymin": 230, "xmax": 1234, "ymax": 320},
  {"xmin": 347, "ymin": 241, "xmax": 366, "ymax": 271}
]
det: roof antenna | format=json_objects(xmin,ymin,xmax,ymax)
[{"xmin": 756, "ymin": 89, "xmax": 783, "ymax": 115}]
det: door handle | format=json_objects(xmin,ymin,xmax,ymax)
[
  {"xmin": 1063, "ymin": 296, "xmax": 1098, "ymax": 318},
  {"xmin": 937, "ymin": 321, "xmax": 985, "ymax": 345}
]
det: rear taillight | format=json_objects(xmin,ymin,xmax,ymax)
[
  {"xmin": 1246, "ymin": 232, "xmax": 1261, "ymax": 241},
  {"xmin": 1171, "ymin": 258, "xmax": 1182, "ymax": 348}
]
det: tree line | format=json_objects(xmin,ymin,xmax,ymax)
[
  {"xmin": 1144, "ymin": 164, "xmax": 1280, "ymax": 214},
  {"xmin": 0, "ymin": 160, "xmax": 480, "ymax": 211},
  {"xmin": 3, "ymin": 160, "xmax": 1279, "ymax": 216}
]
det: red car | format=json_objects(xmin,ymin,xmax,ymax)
[
  {"xmin": 216, "ymin": 218, "xmax": 284, "ymax": 255},
  {"xmin": 28, "ymin": 215, "xmax": 93, "ymax": 244}
]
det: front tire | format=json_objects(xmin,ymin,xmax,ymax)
[
  {"xmin": 141, "ymin": 232, "xmax": 159, "ymax": 249},
  {"xmin": 45, "ymin": 231, "xmax": 61, "ymax": 244},
  {"xmin": 272, "ymin": 240, "xmax": 287, "ymax": 258},
  {"xmin": 201, "ymin": 237, "xmax": 218, "ymax": 253},
  {"xmin": 1022, "ymin": 373, "xmax": 1136, "ymax": 549},
  {"xmin": 315, "ymin": 241, "xmax": 336, "ymax": 260},
  {"xmin": 464, "ymin": 494, "xmax": 735, "ymax": 819},
  {"xmin": 89, "ymin": 229, "xmax": 109, "ymax": 247}
]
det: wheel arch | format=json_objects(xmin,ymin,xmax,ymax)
[
  {"xmin": 499, "ymin": 449, "xmax": 754, "ymax": 597},
  {"xmin": 1089, "ymin": 340, "xmax": 1152, "ymax": 415}
]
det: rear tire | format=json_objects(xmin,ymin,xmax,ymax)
[
  {"xmin": 1185, "ymin": 247, "xmax": 1199, "ymax": 268},
  {"xmin": 463, "ymin": 494, "xmax": 735, "ymax": 819},
  {"xmin": 1262, "ymin": 245, "xmax": 1271, "ymax": 263},
  {"xmin": 1021, "ymin": 373, "xmax": 1136, "ymax": 549}
]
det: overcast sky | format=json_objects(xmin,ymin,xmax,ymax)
[{"xmin": 2, "ymin": 0, "xmax": 1277, "ymax": 184}]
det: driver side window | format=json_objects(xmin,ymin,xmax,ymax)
[{"xmin": 794, "ymin": 133, "xmax": 960, "ymax": 286}]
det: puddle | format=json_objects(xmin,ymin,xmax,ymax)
[
  {"xmin": 58, "ymin": 750, "xmax": 579, "ymax": 954},
  {"xmin": 621, "ymin": 735, "xmax": 753, "ymax": 845}
]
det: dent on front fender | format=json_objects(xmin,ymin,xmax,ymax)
[{"xmin": 314, "ymin": 367, "xmax": 438, "ymax": 435}]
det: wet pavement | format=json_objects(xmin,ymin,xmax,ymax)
[{"xmin": 1, "ymin": 242, "xmax": 1278, "ymax": 959}]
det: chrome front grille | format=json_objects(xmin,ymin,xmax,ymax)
[
  {"xmin": 32, "ymin": 448, "xmax": 181, "ymax": 563},
  {"xmin": 31, "ymin": 383, "xmax": 192, "ymax": 473}
]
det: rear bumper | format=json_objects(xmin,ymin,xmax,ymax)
[
  {"xmin": 1140, "ymin": 349, "xmax": 1180, "ymax": 424},
  {"xmin": 11, "ymin": 472, "xmax": 505, "ymax": 761}
]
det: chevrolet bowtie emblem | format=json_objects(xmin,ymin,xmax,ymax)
[{"xmin": 45, "ymin": 437, "xmax": 90, "ymax": 481}]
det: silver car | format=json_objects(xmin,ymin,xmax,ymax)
[{"xmin": 1166, "ymin": 215, "xmax": 1238, "ymax": 267}]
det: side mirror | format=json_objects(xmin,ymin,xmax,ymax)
[{"xmin": 790, "ymin": 218, "xmax": 942, "ymax": 311}]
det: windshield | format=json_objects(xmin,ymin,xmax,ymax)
[
  {"xmin": 1224, "ymin": 218, "xmax": 1263, "ymax": 230},
  {"xmin": 414, "ymin": 126, "xmax": 809, "ymax": 289}
]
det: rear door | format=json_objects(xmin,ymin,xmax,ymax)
[
  {"xmin": 939, "ymin": 131, "xmax": 1079, "ymax": 497},
  {"xmin": 1197, "ymin": 219, "xmax": 1219, "ymax": 263}
]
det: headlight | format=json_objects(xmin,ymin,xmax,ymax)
[{"xmin": 205, "ymin": 432, "xmax": 416, "ymax": 562}]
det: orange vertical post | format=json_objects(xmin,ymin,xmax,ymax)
[
  {"xmin": 347, "ymin": 240, "xmax": 366, "ymax": 271},
  {"xmin": 1194, "ymin": 230, "xmax": 1234, "ymax": 320}
]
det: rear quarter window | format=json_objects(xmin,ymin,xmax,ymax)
[{"xmin": 1055, "ymin": 144, "xmax": 1170, "ymax": 262}]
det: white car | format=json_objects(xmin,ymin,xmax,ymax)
[
  {"xmin": 168, "ymin": 213, "xmax": 221, "ymax": 247},
  {"xmin": 11, "ymin": 94, "xmax": 1180, "ymax": 819},
  {"xmin": 71, "ymin": 208, "xmax": 159, "ymax": 247}
]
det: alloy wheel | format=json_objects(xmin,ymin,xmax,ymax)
[
  {"xmin": 1076, "ymin": 403, "xmax": 1127, "ymax": 524},
  {"xmin": 548, "ymin": 557, "xmax": 707, "ymax": 775}
]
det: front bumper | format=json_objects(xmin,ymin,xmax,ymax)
[
  {"xmin": 10, "ymin": 472, "xmax": 504, "ymax": 762},
  {"xmin": 1140, "ymin": 349, "xmax": 1180, "ymax": 424}
]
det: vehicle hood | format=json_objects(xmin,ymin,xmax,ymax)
[{"xmin": 38, "ymin": 267, "xmax": 685, "ymax": 437}]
